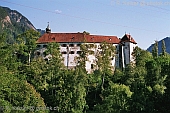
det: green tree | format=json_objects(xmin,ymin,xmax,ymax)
[
  {"xmin": 24, "ymin": 57, "xmax": 48, "ymax": 92},
  {"xmin": 83, "ymin": 42, "xmax": 115, "ymax": 112},
  {"xmin": 94, "ymin": 83, "xmax": 132, "ymax": 113},
  {"xmin": 40, "ymin": 42, "xmax": 87, "ymax": 113},
  {"xmin": 0, "ymin": 72, "xmax": 48, "ymax": 113},
  {"xmin": 95, "ymin": 42, "xmax": 115, "ymax": 90},
  {"xmin": 161, "ymin": 40, "xmax": 166, "ymax": 56},
  {"xmin": 16, "ymin": 29, "xmax": 40, "ymax": 65},
  {"xmin": 132, "ymin": 46, "xmax": 152, "ymax": 67},
  {"xmin": 0, "ymin": 33, "xmax": 20, "ymax": 73},
  {"xmin": 152, "ymin": 41, "xmax": 158, "ymax": 58},
  {"xmin": 0, "ymin": 32, "xmax": 48, "ymax": 113}
]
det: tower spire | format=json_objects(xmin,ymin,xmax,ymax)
[{"xmin": 46, "ymin": 22, "xmax": 51, "ymax": 33}]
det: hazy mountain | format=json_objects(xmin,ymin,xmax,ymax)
[
  {"xmin": 0, "ymin": 6, "xmax": 45, "ymax": 43},
  {"xmin": 147, "ymin": 37, "xmax": 170, "ymax": 54}
]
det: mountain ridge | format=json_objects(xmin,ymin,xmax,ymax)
[
  {"xmin": 147, "ymin": 37, "xmax": 170, "ymax": 54},
  {"xmin": 0, "ymin": 6, "xmax": 45, "ymax": 43}
]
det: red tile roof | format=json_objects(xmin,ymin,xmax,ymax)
[
  {"xmin": 37, "ymin": 33, "xmax": 120, "ymax": 44},
  {"xmin": 120, "ymin": 34, "xmax": 137, "ymax": 44}
]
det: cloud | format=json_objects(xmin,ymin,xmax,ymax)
[{"xmin": 55, "ymin": 10, "xmax": 62, "ymax": 14}]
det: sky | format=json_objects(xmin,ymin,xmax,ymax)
[{"xmin": 0, "ymin": 0, "xmax": 170, "ymax": 49}]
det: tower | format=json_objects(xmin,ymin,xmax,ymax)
[
  {"xmin": 118, "ymin": 34, "xmax": 137, "ymax": 68},
  {"xmin": 46, "ymin": 22, "xmax": 51, "ymax": 33}
]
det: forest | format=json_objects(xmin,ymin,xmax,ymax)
[{"xmin": 0, "ymin": 29, "xmax": 170, "ymax": 113}]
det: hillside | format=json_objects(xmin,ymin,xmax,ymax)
[
  {"xmin": 0, "ymin": 6, "xmax": 45, "ymax": 43},
  {"xmin": 147, "ymin": 37, "xmax": 170, "ymax": 54}
]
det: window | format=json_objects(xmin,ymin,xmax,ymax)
[
  {"xmin": 43, "ymin": 52, "xmax": 47, "ymax": 56},
  {"xmin": 62, "ymin": 44, "xmax": 67, "ymax": 47},
  {"xmin": 98, "ymin": 45, "xmax": 101, "ymax": 48},
  {"xmin": 43, "ymin": 45, "xmax": 47, "ymax": 48},
  {"xmin": 37, "ymin": 45, "xmax": 41, "ymax": 48},
  {"xmin": 62, "ymin": 51, "xmax": 67, "ymax": 54},
  {"xmin": 77, "ymin": 44, "xmax": 81, "ymax": 46},
  {"xmin": 36, "ymin": 51, "xmax": 40, "ymax": 56},
  {"xmin": 69, "ymin": 44, "xmax": 74, "ymax": 47},
  {"xmin": 69, "ymin": 51, "xmax": 74, "ymax": 54},
  {"xmin": 77, "ymin": 51, "xmax": 82, "ymax": 54},
  {"xmin": 91, "ymin": 64, "xmax": 94, "ymax": 69},
  {"xmin": 44, "ymin": 58, "xmax": 48, "ymax": 61}
]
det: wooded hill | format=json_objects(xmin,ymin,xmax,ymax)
[
  {"xmin": 0, "ymin": 30, "xmax": 170, "ymax": 113},
  {"xmin": 0, "ymin": 6, "xmax": 45, "ymax": 44}
]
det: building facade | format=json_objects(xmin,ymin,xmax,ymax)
[{"xmin": 36, "ymin": 25, "xmax": 137, "ymax": 72}]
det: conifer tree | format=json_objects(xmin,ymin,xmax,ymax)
[
  {"xmin": 161, "ymin": 40, "xmax": 166, "ymax": 56},
  {"xmin": 152, "ymin": 41, "xmax": 158, "ymax": 58}
]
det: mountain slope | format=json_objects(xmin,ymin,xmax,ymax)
[
  {"xmin": 0, "ymin": 6, "xmax": 36, "ymax": 43},
  {"xmin": 147, "ymin": 37, "xmax": 170, "ymax": 54}
]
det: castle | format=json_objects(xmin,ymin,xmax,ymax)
[{"xmin": 36, "ymin": 24, "xmax": 137, "ymax": 73}]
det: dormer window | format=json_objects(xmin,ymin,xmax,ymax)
[
  {"xmin": 72, "ymin": 37, "xmax": 74, "ymax": 40},
  {"xmin": 52, "ymin": 37, "xmax": 55, "ymax": 40}
]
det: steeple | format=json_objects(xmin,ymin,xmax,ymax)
[{"xmin": 46, "ymin": 22, "xmax": 51, "ymax": 33}]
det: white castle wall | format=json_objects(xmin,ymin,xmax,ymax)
[{"xmin": 35, "ymin": 42, "xmax": 135, "ymax": 73}]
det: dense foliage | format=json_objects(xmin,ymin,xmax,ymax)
[{"xmin": 1, "ymin": 31, "xmax": 170, "ymax": 113}]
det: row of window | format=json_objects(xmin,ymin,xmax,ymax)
[
  {"xmin": 37, "ymin": 45, "xmax": 47, "ymax": 48},
  {"xmin": 61, "ymin": 51, "xmax": 82, "ymax": 54},
  {"xmin": 37, "ymin": 44, "xmax": 81, "ymax": 48},
  {"xmin": 36, "ymin": 50, "xmax": 113, "ymax": 56},
  {"xmin": 61, "ymin": 50, "xmax": 97, "ymax": 55},
  {"xmin": 36, "ymin": 51, "xmax": 82, "ymax": 56},
  {"xmin": 37, "ymin": 44, "xmax": 118, "ymax": 48},
  {"xmin": 61, "ymin": 43, "xmax": 81, "ymax": 47}
]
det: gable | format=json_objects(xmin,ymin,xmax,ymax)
[{"xmin": 120, "ymin": 34, "xmax": 137, "ymax": 44}]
